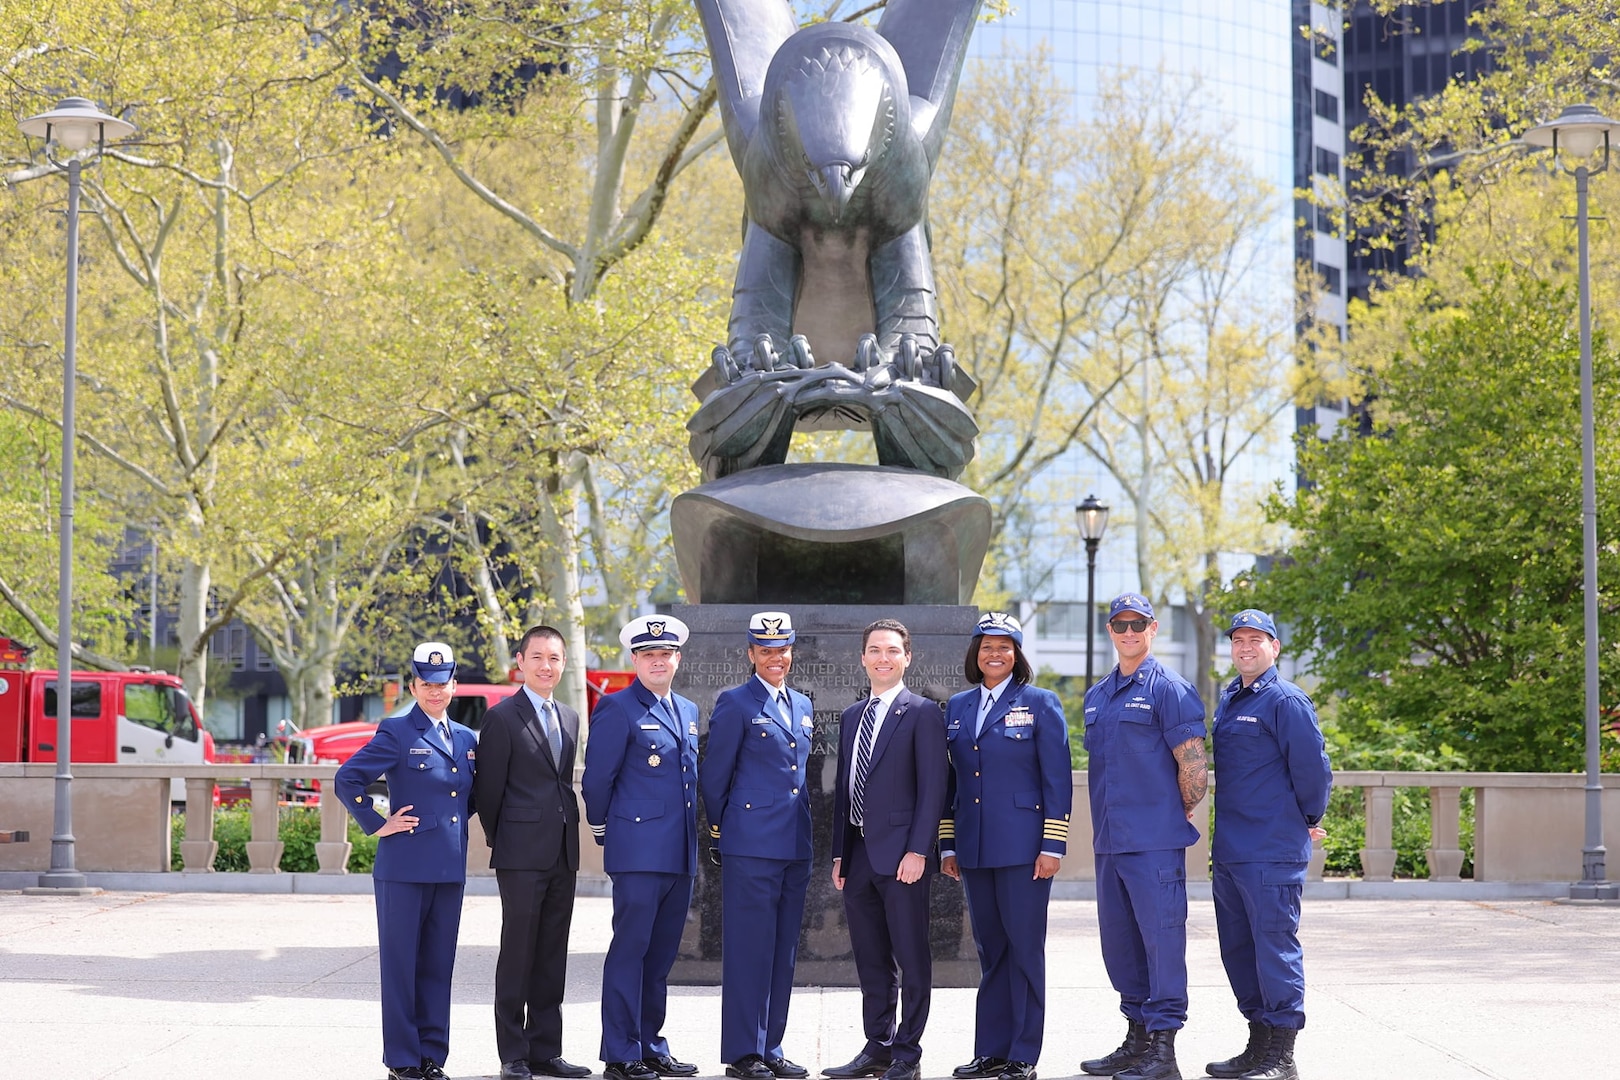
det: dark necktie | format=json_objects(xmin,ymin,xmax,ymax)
[
  {"xmin": 851, "ymin": 696, "xmax": 880, "ymax": 827},
  {"xmin": 540, "ymin": 699, "xmax": 562, "ymax": 765}
]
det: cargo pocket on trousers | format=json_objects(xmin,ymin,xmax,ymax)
[
  {"xmin": 1259, "ymin": 870, "xmax": 1302, "ymax": 933},
  {"xmin": 1157, "ymin": 864, "xmax": 1188, "ymax": 928}
]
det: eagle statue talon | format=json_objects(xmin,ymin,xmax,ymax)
[{"xmin": 789, "ymin": 334, "xmax": 815, "ymax": 370}]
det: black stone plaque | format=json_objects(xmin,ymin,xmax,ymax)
[{"xmin": 667, "ymin": 602, "xmax": 980, "ymax": 987}]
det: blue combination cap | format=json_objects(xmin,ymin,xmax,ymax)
[
  {"xmin": 747, "ymin": 610, "xmax": 796, "ymax": 646},
  {"xmin": 620, "ymin": 615, "xmax": 689, "ymax": 652},
  {"xmin": 975, "ymin": 611, "xmax": 1023, "ymax": 646},
  {"xmin": 1108, "ymin": 593, "xmax": 1155, "ymax": 621},
  {"xmin": 1226, "ymin": 609, "xmax": 1279, "ymax": 638},
  {"xmin": 411, "ymin": 641, "xmax": 457, "ymax": 684}
]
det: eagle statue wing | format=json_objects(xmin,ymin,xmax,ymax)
[
  {"xmin": 694, "ymin": 0, "xmax": 801, "ymax": 168},
  {"xmin": 876, "ymin": 0, "xmax": 984, "ymax": 164}
]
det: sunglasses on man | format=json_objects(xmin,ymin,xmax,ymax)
[{"xmin": 1108, "ymin": 618, "xmax": 1151, "ymax": 634}]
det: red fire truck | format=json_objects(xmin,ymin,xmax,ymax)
[{"xmin": 0, "ymin": 637, "xmax": 214, "ymax": 798}]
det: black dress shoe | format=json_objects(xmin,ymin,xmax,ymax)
[
  {"xmin": 822, "ymin": 1053, "xmax": 891, "ymax": 1079},
  {"xmin": 727, "ymin": 1057, "xmax": 775, "ymax": 1080},
  {"xmin": 421, "ymin": 1064, "xmax": 449, "ymax": 1080},
  {"xmin": 881, "ymin": 1064, "xmax": 920, "ymax": 1080},
  {"xmin": 997, "ymin": 1063, "xmax": 1036, "ymax": 1080},
  {"xmin": 605, "ymin": 1063, "xmax": 658, "ymax": 1080},
  {"xmin": 503, "ymin": 1063, "xmax": 534, "ymax": 1080},
  {"xmin": 388, "ymin": 1070, "xmax": 424, "ymax": 1080},
  {"xmin": 766, "ymin": 1058, "xmax": 809, "ymax": 1079},
  {"xmin": 643, "ymin": 1056, "xmax": 698, "ymax": 1078},
  {"xmin": 953, "ymin": 1058, "xmax": 1008, "ymax": 1079},
  {"xmin": 532, "ymin": 1059, "xmax": 593, "ymax": 1079}
]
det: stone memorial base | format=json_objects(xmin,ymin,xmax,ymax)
[
  {"xmin": 669, "ymin": 464, "xmax": 991, "ymax": 606},
  {"xmin": 669, "ymin": 603, "xmax": 981, "ymax": 987}
]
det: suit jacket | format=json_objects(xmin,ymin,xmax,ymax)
[
  {"xmin": 473, "ymin": 689, "xmax": 582, "ymax": 872},
  {"xmin": 831, "ymin": 687, "xmax": 949, "ymax": 876},
  {"xmin": 581, "ymin": 677, "xmax": 700, "ymax": 876},
  {"xmin": 701, "ymin": 677, "xmax": 814, "ymax": 861},
  {"xmin": 334, "ymin": 703, "xmax": 476, "ymax": 883},
  {"xmin": 941, "ymin": 681, "xmax": 1073, "ymax": 869}
]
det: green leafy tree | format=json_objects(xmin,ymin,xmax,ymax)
[{"xmin": 1232, "ymin": 270, "xmax": 1620, "ymax": 772}]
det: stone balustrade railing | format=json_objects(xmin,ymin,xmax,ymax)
[{"xmin": 1, "ymin": 763, "xmax": 1614, "ymax": 882}]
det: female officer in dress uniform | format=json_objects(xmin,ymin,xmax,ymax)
[
  {"xmin": 336, "ymin": 642, "xmax": 478, "ymax": 1080},
  {"xmin": 940, "ymin": 613, "xmax": 1072, "ymax": 1080}
]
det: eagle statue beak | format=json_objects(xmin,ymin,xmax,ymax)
[{"xmin": 813, "ymin": 162, "xmax": 855, "ymax": 220}]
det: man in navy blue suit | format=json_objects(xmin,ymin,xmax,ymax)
[
  {"xmin": 583, "ymin": 615, "xmax": 701, "ymax": 1080},
  {"xmin": 336, "ymin": 641, "xmax": 478, "ymax": 1080},
  {"xmin": 824, "ymin": 619, "xmax": 949, "ymax": 1080},
  {"xmin": 701, "ymin": 611, "xmax": 815, "ymax": 1080}
]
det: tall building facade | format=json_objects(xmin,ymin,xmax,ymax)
[{"xmin": 964, "ymin": 1, "xmax": 1340, "ymax": 679}]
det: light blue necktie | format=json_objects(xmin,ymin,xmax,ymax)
[{"xmin": 540, "ymin": 700, "xmax": 562, "ymax": 764}]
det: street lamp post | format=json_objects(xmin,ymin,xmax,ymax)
[
  {"xmin": 1523, "ymin": 103, "xmax": 1620, "ymax": 901},
  {"xmin": 17, "ymin": 97, "xmax": 135, "ymax": 892},
  {"xmin": 1075, "ymin": 495, "xmax": 1110, "ymax": 690}
]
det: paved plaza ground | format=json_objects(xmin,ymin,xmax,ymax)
[{"xmin": 0, "ymin": 890, "xmax": 1614, "ymax": 1080}]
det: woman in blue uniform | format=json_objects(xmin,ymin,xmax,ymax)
[
  {"xmin": 335, "ymin": 642, "xmax": 478, "ymax": 1080},
  {"xmin": 940, "ymin": 613, "xmax": 1072, "ymax": 1080}
]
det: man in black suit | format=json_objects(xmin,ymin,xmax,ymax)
[
  {"xmin": 824, "ymin": 619, "xmax": 949, "ymax": 1080},
  {"xmin": 474, "ymin": 625, "xmax": 594, "ymax": 1080}
]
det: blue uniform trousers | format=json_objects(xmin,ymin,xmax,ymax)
[
  {"xmin": 601, "ymin": 871, "xmax": 694, "ymax": 1062},
  {"xmin": 1094, "ymin": 850, "xmax": 1189, "ymax": 1031},
  {"xmin": 375, "ymin": 879, "xmax": 465, "ymax": 1069},
  {"xmin": 961, "ymin": 866, "xmax": 1052, "ymax": 1063},
  {"xmin": 1212, "ymin": 860, "xmax": 1307, "ymax": 1029},
  {"xmin": 720, "ymin": 853, "xmax": 812, "ymax": 1061}
]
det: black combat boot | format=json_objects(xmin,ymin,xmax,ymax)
[
  {"xmin": 1112, "ymin": 1029, "xmax": 1181, "ymax": 1080},
  {"xmin": 1206, "ymin": 1022, "xmax": 1271, "ymax": 1078},
  {"xmin": 1079, "ymin": 1019, "xmax": 1148, "ymax": 1076},
  {"xmin": 1240, "ymin": 1026, "xmax": 1297, "ymax": 1080}
]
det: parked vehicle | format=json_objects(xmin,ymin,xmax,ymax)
[
  {"xmin": 280, "ymin": 671, "xmax": 632, "ymax": 805},
  {"xmin": 0, "ymin": 637, "xmax": 213, "ymax": 801}
]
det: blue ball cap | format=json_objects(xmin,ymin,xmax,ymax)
[
  {"xmin": 411, "ymin": 641, "xmax": 457, "ymax": 684},
  {"xmin": 620, "ymin": 614, "xmax": 689, "ymax": 653},
  {"xmin": 1226, "ymin": 609, "xmax": 1279, "ymax": 638},
  {"xmin": 747, "ymin": 610, "xmax": 796, "ymax": 646},
  {"xmin": 974, "ymin": 611, "xmax": 1023, "ymax": 646},
  {"xmin": 1108, "ymin": 593, "xmax": 1155, "ymax": 621}
]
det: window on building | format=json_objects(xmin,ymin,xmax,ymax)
[
  {"xmin": 1317, "ymin": 263, "xmax": 1343, "ymax": 295},
  {"xmin": 1315, "ymin": 204, "xmax": 1339, "ymax": 235},
  {"xmin": 1312, "ymin": 28, "xmax": 1338, "ymax": 65},
  {"xmin": 1315, "ymin": 147, "xmax": 1340, "ymax": 176},
  {"xmin": 1314, "ymin": 89, "xmax": 1339, "ymax": 122}
]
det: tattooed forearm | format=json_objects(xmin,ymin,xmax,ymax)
[{"xmin": 1175, "ymin": 736, "xmax": 1208, "ymax": 814}]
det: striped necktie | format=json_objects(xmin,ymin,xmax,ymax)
[
  {"xmin": 851, "ymin": 696, "xmax": 880, "ymax": 827},
  {"xmin": 540, "ymin": 699, "xmax": 562, "ymax": 765}
]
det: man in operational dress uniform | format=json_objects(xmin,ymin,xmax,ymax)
[
  {"xmin": 474, "ymin": 624, "xmax": 593, "ymax": 1080},
  {"xmin": 1079, "ymin": 595, "xmax": 1208, "ymax": 1080},
  {"xmin": 1204, "ymin": 610, "xmax": 1331, "ymax": 1080},
  {"xmin": 336, "ymin": 642, "xmax": 477, "ymax": 1080},
  {"xmin": 582, "ymin": 616, "xmax": 701, "ymax": 1080},
  {"xmin": 700, "ymin": 611, "xmax": 814, "ymax": 1080}
]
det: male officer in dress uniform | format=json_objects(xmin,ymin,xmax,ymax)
[
  {"xmin": 1079, "ymin": 596, "xmax": 1208, "ymax": 1080},
  {"xmin": 582, "ymin": 615, "xmax": 702, "ymax": 1080},
  {"xmin": 701, "ymin": 611, "xmax": 815, "ymax": 1080},
  {"xmin": 474, "ymin": 625, "xmax": 594, "ymax": 1080},
  {"xmin": 336, "ymin": 642, "xmax": 478, "ymax": 1080},
  {"xmin": 1204, "ymin": 610, "xmax": 1331, "ymax": 1080},
  {"xmin": 824, "ymin": 619, "xmax": 949, "ymax": 1080}
]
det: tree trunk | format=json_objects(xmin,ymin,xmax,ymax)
[{"xmin": 176, "ymin": 558, "xmax": 211, "ymax": 713}]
